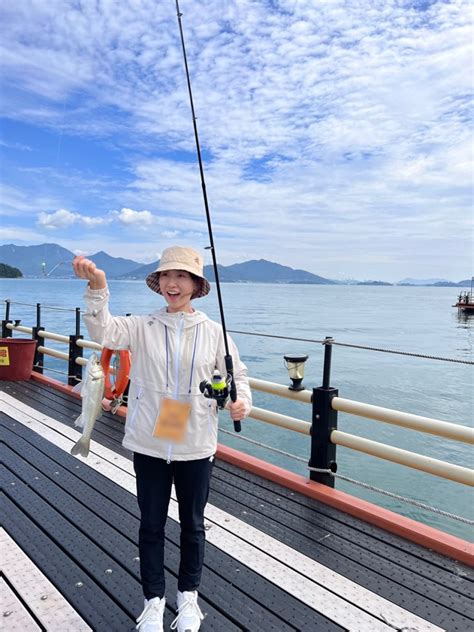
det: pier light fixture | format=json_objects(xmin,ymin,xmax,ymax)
[{"xmin": 283, "ymin": 354, "xmax": 309, "ymax": 391}]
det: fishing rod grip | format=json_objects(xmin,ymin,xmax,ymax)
[{"xmin": 225, "ymin": 355, "xmax": 241, "ymax": 433}]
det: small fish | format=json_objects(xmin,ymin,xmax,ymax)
[{"xmin": 70, "ymin": 353, "xmax": 105, "ymax": 457}]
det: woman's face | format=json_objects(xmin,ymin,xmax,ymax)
[{"xmin": 159, "ymin": 269, "xmax": 197, "ymax": 313}]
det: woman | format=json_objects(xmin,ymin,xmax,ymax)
[{"xmin": 73, "ymin": 246, "xmax": 252, "ymax": 632}]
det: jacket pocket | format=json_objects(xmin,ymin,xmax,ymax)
[{"xmin": 126, "ymin": 384, "xmax": 144, "ymax": 432}]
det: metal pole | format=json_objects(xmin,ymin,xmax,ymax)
[
  {"xmin": 68, "ymin": 335, "xmax": 83, "ymax": 386},
  {"xmin": 2, "ymin": 300, "xmax": 13, "ymax": 338},
  {"xmin": 322, "ymin": 336, "xmax": 333, "ymax": 389},
  {"xmin": 75, "ymin": 307, "xmax": 81, "ymax": 337},
  {"xmin": 31, "ymin": 303, "xmax": 44, "ymax": 374},
  {"xmin": 309, "ymin": 336, "xmax": 338, "ymax": 486}
]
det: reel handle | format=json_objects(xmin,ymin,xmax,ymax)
[
  {"xmin": 226, "ymin": 355, "xmax": 241, "ymax": 433},
  {"xmin": 230, "ymin": 390, "xmax": 242, "ymax": 432},
  {"xmin": 230, "ymin": 384, "xmax": 241, "ymax": 433}
]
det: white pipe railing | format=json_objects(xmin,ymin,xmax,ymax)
[
  {"xmin": 249, "ymin": 405, "xmax": 311, "ymax": 435},
  {"xmin": 76, "ymin": 338, "xmax": 103, "ymax": 351},
  {"xmin": 331, "ymin": 431, "xmax": 473, "ymax": 486},
  {"xmin": 249, "ymin": 377, "xmax": 312, "ymax": 403},
  {"xmin": 7, "ymin": 324, "xmax": 31, "ymax": 334},
  {"xmin": 332, "ymin": 397, "xmax": 474, "ymax": 444},
  {"xmin": 39, "ymin": 330, "xmax": 70, "ymax": 343},
  {"xmin": 5, "ymin": 323, "xmax": 472, "ymax": 487},
  {"xmin": 37, "ymin": 346, "xmax": 68, "ymax": 361}
]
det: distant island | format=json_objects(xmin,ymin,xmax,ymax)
[
  {"xmin": 0, "ymin": 243, "xmax": 471, "ymax": 287},
  {"xmin": 0, "ymin": 262, "xmax": 23, "ymax": 278}
]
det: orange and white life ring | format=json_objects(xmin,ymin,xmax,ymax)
[{"xmin": 100, "ymin": 348, "xmax": 131, "ymax": 401}]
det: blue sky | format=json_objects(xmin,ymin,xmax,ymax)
[{"xmin": 0, "ymin": 0, "xmax": 472, "ymax": 282}]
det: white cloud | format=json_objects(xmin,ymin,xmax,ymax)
[
  {"xmin": 37, "ymin": 209, "xmax": 112, "ymax": 229},
  {"xmin": 81, "ymin": 215, "xmax": 111, "ymax": 227},
  {"xmin": 117, "ymin": 207, "xmax": 155, "ymax": 226},
  {"xmin": 37, "ymin": 209, "xmax": 78, "ymax": 229}
]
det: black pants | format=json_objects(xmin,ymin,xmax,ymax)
[{"xmin": 133, "ymin": 452, "xmax": 214, "ymax": 600}]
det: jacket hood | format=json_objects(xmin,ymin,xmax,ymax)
[{"xmin": 150, "ymin": 307, "xmax": 209, "ymax": 329}]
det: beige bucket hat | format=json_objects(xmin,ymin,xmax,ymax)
[{"xmin": 145, "ymin": 246, "xmax": 211, "ymax": 299}]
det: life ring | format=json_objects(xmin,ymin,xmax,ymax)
[{"xmin": 100, "ymin": 348, "xmax": 131, "ymax": 401}]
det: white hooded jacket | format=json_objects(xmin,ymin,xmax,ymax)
[{"xmin": 83, "ymin": 286, "xmax": 252, "ymax": 461}]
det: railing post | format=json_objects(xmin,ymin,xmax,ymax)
[
  {"xmin": 68, "ymin": 336, "xmax": 83, "ymax": 386},
  {"xmin": 309, "ymin": 337, "xmax": 338, "ymax": 486},
  {"xmin": 2, "ymin": 300, "xmax": 13, "ymax": 338},
  {"xmin": 2, "ymin": 320, "xmax": 13, "ymax": 338},
  {"xmin": 68, "ymin": 308, "xmax": 83, "ymax": 386},
  {"xmin": 31, "ymin": 303, "xmax": 45, "ymax": 374},
  {"xmin": 75, "ymin": 307, "xmax": 81, "ymax": 337}
]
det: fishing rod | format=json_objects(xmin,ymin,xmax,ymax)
[{"xmin": 175, "ymin": 0, "xmax": 241, "ymax": 432}]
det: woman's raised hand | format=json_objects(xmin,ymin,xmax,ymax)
[{"xmin": 72, "ymin": 256, "xmax": 107, "ymax": 290}]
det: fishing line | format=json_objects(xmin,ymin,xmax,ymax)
[{"xmin": 175, "ymin": 0, "xmax": 241, "ymax": 432}]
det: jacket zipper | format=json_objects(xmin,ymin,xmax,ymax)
[
  {"xmin": 167, "ymin": 313, "xmax": 185, "ymax": 463},
  {"xmin": 172, "ymin": 313, "xmax": 185, "ymax": 399}
]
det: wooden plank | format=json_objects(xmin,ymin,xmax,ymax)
[
  {"xmin": 1, "ymin": 493, "xmax": 137, "ymax": 631},
  {"xmin": 1, "ymin": 529, "xmax": 92, "ymax": 631},
  {"xmin": 1, "ymin": 379, "xmax": 126, "ymax": 449},
  {"xmin": 0, "ymin": 577, "xmax": 41, "ymax": 632},
  {"xmin": 214, "ymin": 458, "xmax": 474, "ymax": 580},
  {"xmin": 209, "ymin": 470, "xmax": 474, "ymax": 611}
]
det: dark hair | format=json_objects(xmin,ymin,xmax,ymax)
[{"xmin": 190, "ymin": 273, "xmax": 203, "ymax": 298}]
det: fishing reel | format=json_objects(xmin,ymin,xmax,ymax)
[{"xmin": 199, "ymin": 370, "xmax": 231, "ymax": 409}]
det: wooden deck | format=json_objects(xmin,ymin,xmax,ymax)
[{"xmin": 1, "ymin": 378, "xmax": 473, "ymax": 631}]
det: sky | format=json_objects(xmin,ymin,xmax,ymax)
[{"xmin": 0, "ymin": 0, "xmax": 472, "ymax": 283}]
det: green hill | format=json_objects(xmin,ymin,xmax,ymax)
[{"xmin": 0, "ymin": 262, "xmax": 23, "ymax": 278}]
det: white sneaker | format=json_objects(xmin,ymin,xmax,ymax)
[
  {"xmin": 170, "ymin": 590, "xmax": 205, "ymax": 632},
  {"xmin": 136, "ymin": 596, "xmax": 166, "ymax": 631}
]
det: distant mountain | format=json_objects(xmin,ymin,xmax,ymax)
[
  {"xmin": 0, "ymin": 243, "xmax": 75, "ymax": 277},
  {"xmin": 89, "ymin": 251, "xmax": 141, "ymax": 277},
  {"xmin": 398, "ymin": 277, "xmax": 448, "ymax": 285},
  {"xmin": 204, "ymin": 263, "xmax": 235, "ymax": 282},
  {"xmin": 432, "ymin": 280, "xmax": 472, "ymax": 287},
  {"xmin": 397, "ymin": 278, "xmax": 472, "ymax": 287},
  {"xmin": 0, "ymin": 243, "xmax": 468, "ymax": 286},
  {"xmin": 118, "ymin": 260, "xmax": 159, "ymax": 278},
  {"xmin": 207, "ymin": 260, "xmax": 335, "ymax": 284}
]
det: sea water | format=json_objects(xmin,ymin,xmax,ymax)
[{"xmin": 1, "ymin": 278, "xmax": 473, "ymax": 540}]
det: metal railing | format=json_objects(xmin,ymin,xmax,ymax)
[{"xmin": 2, "ymin": 299, "xmax": 473, "ymax": 497}]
